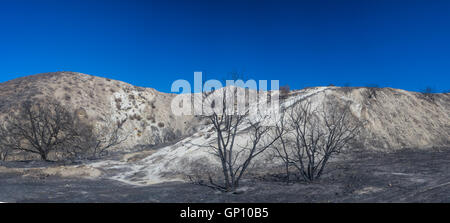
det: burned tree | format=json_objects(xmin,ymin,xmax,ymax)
[
  {"xmin": 1, "ymin": 100, "xmax": 128, "ymax": 161},
  {"xmin": 270, "ymin": 110, "xmax": 291, "ymax": 183},
  {"xmin": 191, "ymin": 87, "xmax": 279, "ymax": 192},
  {"xmin": 0, "ymin": 146, "xmax": 9, "ymax": 161},
  {"xmin": 2, "ymin": 100, "xmax": 83, "ymax": 161},
  {"xmin": 56, "ymin": 115, "xmax": 128, "ymax": 160},
  {"xmin": 272, "ymin": 99, "xmax": 362, "ymax": 182},
  {"xmin": 86, "ymin": 117, "xmax": 128, "ymax": 158}
]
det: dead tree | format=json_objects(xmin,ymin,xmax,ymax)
[
  {"xmin": 274, "ymin": 99, "xmax": 362, "ymax": 182},
  {"xmin": 1, "ymin": 100, "xmax": 129, "ymax": 161},
  {"xmin": 59, "ymin": 115, "xmax": 128, "ymax": 160},
  {"xmin": 270, "ymin": 109, "xmax": 291, "ymax": 183},
  {"xmin": 194, "ymin": 87, "xmax": 280, "ymax": 192},
  {"xmin": 0, "ymin": 146, "xmax": 9, "ymax": 161},
  {"xmin": 89, "ymin": 117, "xmax": 128, "ymax": 158},
  {"xmin": 3, "ymin": 100, "xmax": 81, "ymax": 161}
]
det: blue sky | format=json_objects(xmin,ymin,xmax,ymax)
[{"xmin": 0, "ymin": 0, "xmax": 449, "ymax": 93}]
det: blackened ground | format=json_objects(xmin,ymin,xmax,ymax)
[{"xmin": 0, "ymin": 148, "xmax": 449, "ymax": 202}]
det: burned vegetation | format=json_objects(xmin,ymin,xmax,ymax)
[{"xmin": 0, "ymin": 100, "xmax": 127, "ymax": 162}]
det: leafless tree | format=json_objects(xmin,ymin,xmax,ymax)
[
  {"xmin": 53, "ymin": 119, "xmax": 94, "ymax": 161},
  {"xmin": 58, "ymin": 116, "xmax": 128, "ymax": 160},
  {"xmin": 88, "ymin": 117, "xmax": 128, "ymax": 158},
  {"xmin": 191, "ymin": 88, "xmax": 280, "ymax": 192},
  {"xmin": 270, "ymin": 110, "xmax": 291, "ymax": 183},
  {"xmin": 2, "ymin": 100, "xmax": 82, "ymax": 161},
  {"xmin": 272, "ymin": 99, "xmax": 362, "ymax": 182},
  {"xmin": 1, "ymin": 100, "xmax": 129, "ymax": 161},
  {"xmin": 0, "ymin": 147, "xmax": 9, "ymax": 161}
]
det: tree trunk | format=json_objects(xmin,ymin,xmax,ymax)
[
  {"xmin": 40, "ymin": 152, "xmax": 49, "ymax": 161},
  {"xmin": 285, "ymin": 163, "xmax": 290, "ymax": 184}
]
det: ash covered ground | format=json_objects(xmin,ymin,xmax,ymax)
[{"xmin": 1, "ymin": 148, "xmax": 449, "ymax": 203}]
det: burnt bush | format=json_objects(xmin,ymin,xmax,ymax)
[{"xmin": 0, "ymin": 100, "xmax": 86, "ymax": 161}]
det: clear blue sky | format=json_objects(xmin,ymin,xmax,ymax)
[{"xmin": 1, "ymin": 0, "xmax": 449, "ymax": 93}]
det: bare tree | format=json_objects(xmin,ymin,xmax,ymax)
[
  {"xmin": 89, "ymin": 117, "xmax": 128, "ymax": 158},
  {"xmin": 57, "ymin": 119, "xmax": 94, "ymax": 160},
  {"xmin": 270, "ymin": 110, "xmax": 291, "ymax": 183},
  {"xmin": 1, "ymin": 100, "xmax": 128, "ymax": 162},
  {"xmin": 57, "ymin": 115, "xmax": 128, "ymax": 160},
  {"xmin": 2, "ymin": 100, "xmax": 82, "ymax": 161},
  {"xmin": 273, "ymin": 99, "xmax": 362, "ymax": 182},
  {"xmin": 0, "ymin": 147, "xmax": 9, "ymax": 161},
  {"xmin": 191, "ymin": 88, "xmax": 279, "ymax": 192}
]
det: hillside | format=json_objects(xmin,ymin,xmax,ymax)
[
  {"xmin": 1, "ymin": 72, "xmax": 449, "ymax": 151},
  {"xmin": 0, "ymin": 72, "xmax": 200, "ymax": 150},
  {"xmin": 0, "ymin": 72, "xmax": 448, "ymax": 167},
  {"xmin": 0, "ymin": 71, "xmax": 449, "ymax": 200},
  {"xmin": 92, "ymin": 86, "xmax": 450, "ymax": 185}
]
